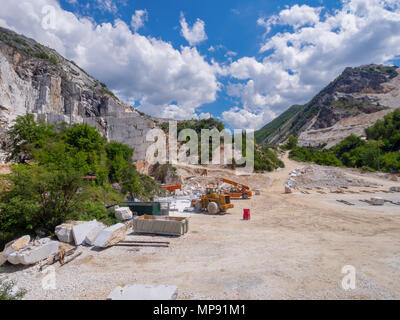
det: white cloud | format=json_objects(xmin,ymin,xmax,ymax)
[
  {"xmin": 258, "ymin": 4, "xmax": 322, "ymax": 33},
  {"xmin": 199, "ymin": 112, "xmax": 211, "ymax": 120},
  {"xmin": 224, "ymin": 0, "xmax": 400, "ymax": 129},
  {"xmin": 131, "ymin": 9, "xmax": 148, "ymax": 32},
  {"xmin": 180, "ymin": 13, "xmax": 208, "ymax": 46},
  {"xmin": 0, "ymin": 0, "xmax": 220, "ymax": 120},
  {"xmin": 222, "ymin": 107, "xmax": 274, "ymax": 130},
  {"xmin": 95, "ymin": 0, "xmax": 117, "ymax": 13}
]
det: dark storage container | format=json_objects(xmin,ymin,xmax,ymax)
[{"xmin": 120, "ymin": 202, "xmax": 161, "ymax": 216}]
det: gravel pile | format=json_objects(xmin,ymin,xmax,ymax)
[{"xmin": 289, "ymin": 164, "xmax": 377, "ymax": 189}]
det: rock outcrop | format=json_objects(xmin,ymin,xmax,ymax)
[
  {"xmin": 0, "ymin": 27, "xmax": 160, "ymax": 163},
  {"xmin": 256, "ymin": 64, "xmax": 400, "ymax": 148}
]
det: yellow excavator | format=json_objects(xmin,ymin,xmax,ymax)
[{"xmin": 193, "ymin": 187, "xmax": 234, "ymax": 214}]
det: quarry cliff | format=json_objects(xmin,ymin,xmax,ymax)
[
  {"xmin": 0, "ymin": 27, "xmax": 159, "ymax": 163},
  {"xmin": 256, "ymin": 64, "xmax": 400, "ymax": 148}
]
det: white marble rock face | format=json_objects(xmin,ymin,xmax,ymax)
[{"xmin": 0, "ymin": 38, "xmax": 157, "ymax": 164}]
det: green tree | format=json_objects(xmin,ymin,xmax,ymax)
[
  {"xmin": 6, "ymin": 114, "xmax": 55, "ymax": 163},
  {"xmin": 284, "ymin": 135, "xmax": 298, "ymax": 150},
  {"xmin": 105, "ymin": 141, "xmax": 134, "ymax": 183}
]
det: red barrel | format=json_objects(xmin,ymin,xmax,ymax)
[{"xmin": 243, "ymin": 209, "xmax": 251, "ymax": 220}]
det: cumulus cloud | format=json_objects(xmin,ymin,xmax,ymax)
[
  {"xmin": 224, "ymin": 0, "xmax": 400, "ymax": 129},
  {"xmin": 198, "ymin": 112, "xmax": 212, "ymax": 120},
  {"xmin": 95, "ymin": 0, "xmax": 117, "ymax": 13},
  {"xmin": 131, "ymin": 9, "xmax": 148, "ymax": 32},
  {"xmin": 222, "ymin": 107, "xmax": 275, "ymax": 130},
  {"xmin": 258, "ymin": 4, "xmax": 322, "ymax": 33},
  {"xmin": 180, "ymin": 13, "xmax": 208, "ymax": 46},
  {"xmin": 0, "ymin": 0, "xmax": 219, "ymax": 120}
]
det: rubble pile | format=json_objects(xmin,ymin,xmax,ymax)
[
  {"xmin": 286, "ymin": 165, "xmax": 376, "ymax": 190},
  {"xmin": 181, "ymin": 176, "xmax": 220, "ymax": 193},
  {"xmin": 1, "ymin": 218, "xmax": 131, "ymax": 268}
]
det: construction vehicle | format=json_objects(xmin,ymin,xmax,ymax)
[
  {"xmin": 161, "ymin": 184, "xmax": 182, "ymax": 193},
  {"xmin": 193, "ymin": 187, "xmax": 234, "ymax": 214},
  {"xmin": 220, "ymin": 178, "xmax": 252, "ymax": 199}
]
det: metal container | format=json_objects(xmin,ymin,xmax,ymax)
[{"xmin": 120, "ymin": 202, "xmax": 161, "ymax": 216}]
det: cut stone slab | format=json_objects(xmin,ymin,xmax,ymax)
[
  {"xmin": 55, "ymin": 221, "xmax": 85, "ymax": 243},
  {"xmin": 72, "ymin": 220, "xmax": 100, "ymax": 246},
  {"xmin": 0, "ymin": 235, "xmax": 31, "ymax": 266},
  {"xmin": 371, "ymin": 197, "xmax": 384, "ymax": 206},
  {"xmin": 133, "ymin": 216, "xmax": 188, "ymax": 236},
  {"xmin": 107, "ymin": 285, "xmax": 178, "ymax": 300},
  {"xmin": 84, "ymin": 222, "xmax": 106, "ymax": 246},
  {"xmin": 115, "ymin": 207, "xmax": 133, "ymax": 221},
  {"xmin": 7, "ymin": 240, "xmax": 59, "ymax": 265},
  {"xmin": 93, "ymin": 223, "xmax": 127, "ymax": 248}
]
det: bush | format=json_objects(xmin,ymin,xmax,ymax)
[
  {"xmin": 254, "ymin": 145, "xmax": 285, "ymax": 172},
  {"xmin": 282, "ymin": 135, "xmax": 298, "ymax": 151},
  {"xmin": 0, "ymin": 115, "xmax": 162, "ymax": 247},
  {"xmin": 0, "ymin": 273, "xmax": 26, "ymax": 300},
  {"xmin": 0, "ymin": 162, "xmax": 86, "ymax": 238},
  {"xmin": 34, "ymin": 52, "xmax": 49, "ymax": 60}
]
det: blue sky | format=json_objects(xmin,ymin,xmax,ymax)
[
  {"xmin": 58, "ymin": 0, "xmax": 343, "ymax": 122},
  {"xmin": 1, "ymin": 0, "xmax": 400, "ymax": 129}
]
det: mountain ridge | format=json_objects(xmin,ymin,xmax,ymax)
[{"xmin": 255, "ymin": 64, "xmax": 400, "ymax": 148}]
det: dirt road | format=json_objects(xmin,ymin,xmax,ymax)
[{"xmin": 6, "ymin": 155, "xmax": 400, "ymax": 299}]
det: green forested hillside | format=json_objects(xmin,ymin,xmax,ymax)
[
  {"xmin": 255, "ymin": 105, "xmax": 303, "ymax": 145},
  {"xmin": 255, "ymin": 65, "xmax": 397, "ymax": 146}
]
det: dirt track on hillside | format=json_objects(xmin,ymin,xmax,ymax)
[{"xmin": 5, "ymin": 155, "xmax": 400, "ymax": 300}]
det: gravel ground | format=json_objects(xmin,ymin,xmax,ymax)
[{"xmin": 2, "ymin": 155, "xmax": 400, "ymax": 300}]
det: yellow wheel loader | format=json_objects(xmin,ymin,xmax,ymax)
[{"xmin": 193, "ymin": 187, "xmax": 234, "ymax": 215}]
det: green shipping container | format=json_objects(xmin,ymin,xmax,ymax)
[{"xmin": 120, "ymin": 202, "xmax": 161, "ymax": 216}]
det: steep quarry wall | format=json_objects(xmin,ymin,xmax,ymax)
[
  {"xmin": 0, "ymin": 27, "xmax": 156, "ymax": 163},
  {"xmin": 298, "ymin": 67, "xmax": 400, "ymax": 148},
  {"xmin": 256, "ymin": 65, "xmax": 400, "ymax": 148}
]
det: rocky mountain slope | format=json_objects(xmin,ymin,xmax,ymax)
[
  {"xmin": 0, "ymin": 27, "xmax": 160, "ymax": 163},
  {"xmin": 255, "ymin": 64, "xmax": 400, "ymax": 148}
]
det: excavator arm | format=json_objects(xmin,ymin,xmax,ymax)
[{"xmin": 221, "ymin": 178, "xmax": 250, "ymax": 191}]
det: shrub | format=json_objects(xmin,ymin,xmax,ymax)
[
  {"xmin": 0, "ymin": 274, "xmax": 26, "ymax": 300},
  {"xmin": 282, "ymin": 135, "xmax": 298, "ymax": 151},
  {"xmin": 0, "ymin": 115, "xmax": 161, "ymax": 247}
]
